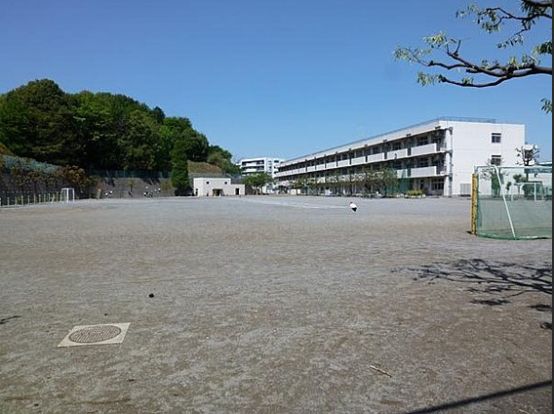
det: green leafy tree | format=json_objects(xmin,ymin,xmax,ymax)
[
  {"xmin": 170, "ymin": 138, "xmax": 190, "ymax": 196},
  {"xmin": 243, "ymin": 173, "xmax": 272, "ymax": 194},
  {"xmin": 0, "ymin": 79, "xmax": 81, "ymax": 164},
  {"xmin": 380, "ymin": 167, "xmax": 400, "ymax": 197},
  {"xmin": 183, "ymin": 132, "xmax": 209, "ymax": 162},
  {"xmin": 56, "ymin": 165, "xmax": 95, "ymax": 197},
  {"xmin": 207, "ymin": 145, "xmax": 241, "ymax": 174},
  {"xmin": 119, "ymin": 110, "xmax": 159, "ymax": 170},
  {"xmin": 152, "ymin": 106, "xmax": 165, "ymax": 124},
  {"xmin": 395, "ymin": 0, "xmax": 552, "ymax": 112},
  {"xmin": 0, "ymin": 79, "xmax": 238, "ymax": 174},
  {"xmin": 73, "ymin": 91, "xmax": 121, "ymax": 169}
]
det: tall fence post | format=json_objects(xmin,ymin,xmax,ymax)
[{"xmin": 471, "ymin": 173, "xmax": 478, "ymax": 235}]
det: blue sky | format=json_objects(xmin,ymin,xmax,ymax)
[{"xmin": 0, "ymin": 0, "xmax": 551, "ymax": 160}]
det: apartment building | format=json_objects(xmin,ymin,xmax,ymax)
[
  {"xmin": 238, "ymin": 157, "xmax": 285, "ymax": 193},
  {"xmin": 275, "ymin": 117, "xmax": 526, "ymax": 196}
]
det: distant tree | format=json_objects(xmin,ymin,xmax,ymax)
[
  {"xmin": 207, "ymin": 145, "xmax": 241, "ymax": 174},
  {"xmin": 0, "ymin": 79, "xmax": 80, "ymax": 164},
  {"xmin": 381, "ymin": 167, "xmax": 400, "ymax": 196},
  {"xmin": 119, "ymin": 110, "xmax": 158, "ymax": 170},
  {"xmin": 152, "ymin": 106, "xmax": 165, "ymax": 124},
  {"xmin": 183, "ymin": 132, "xmax": 209, "ymax": 162},
  {"xmin": 160, "ymin": 117, "xmax": 209, "ymax": 163},
  {"xmin": 170, "ymin": 138, "xmax": 190, "ymax": 196},
  {"xmin": 363, "ymin": 167, "xmax": 400, "ymax": 197},
  {"xmin": 395, "ymin": 0, "xmax": 552, "ymax": 112},
  {"xmin": 56, "ymin": 165, "xmax": 95, "ymax": 197},
  {"xmin": 0, "ymin": 79, "xmax": 238, "ymax": 174},
  {"xmin": 243, "ymin": 173, "xmax": 272, "ymax": 194},
  {"xmin": 73, "ymin": 91, "xmax": 121, "ymax": 169},
  {"xmin": 516, "ymin": 144, "xmax": 540, "ymax": 165}
]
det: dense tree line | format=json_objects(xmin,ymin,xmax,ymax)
[{"xmin": 0, "ymin": 79, "xmax": 239, "ymax": 174}]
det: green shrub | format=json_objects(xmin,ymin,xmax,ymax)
[{"xmin": 406, "ymin": 189, "xmax": 424, "ymax": 197}]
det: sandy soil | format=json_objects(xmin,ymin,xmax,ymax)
[{"xmin": 0, "ymin": 196, "xmax": 551, "ymax": 413}]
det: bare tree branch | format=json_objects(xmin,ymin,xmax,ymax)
[{"xmin": 395, "ymin": 1, "xmax": 552, "ymax": 97}]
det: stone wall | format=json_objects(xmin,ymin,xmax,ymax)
[{"xmin": 93, "ymin": 176, "xmax": 175, "ymax": 198}]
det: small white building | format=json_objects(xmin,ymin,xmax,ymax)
[{"xmin": 193, "ymin": 177, "xmax": 245, "ymax": 197}]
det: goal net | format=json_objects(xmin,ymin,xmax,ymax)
[
  {"xmin": 472, "ymin": 166, "xmax": 552, "ymax": 240},
  {"xmin": 61, "ymin": 187, "xmax": 76, "ymax": 203}
]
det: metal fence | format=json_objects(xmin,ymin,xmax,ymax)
[
  {"xmin": 0, "ymin": 191, "xmax": 71, "ymax": 207},
  {"xmin": 472, "ymin": 165, "xmax": 552, "ymax": 240}
]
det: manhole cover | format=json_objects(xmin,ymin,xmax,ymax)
[
  {"xmin": 69, "ymin": 325, "xmax": 122, "ymax": 343},
  {"xmin": 58, "ymin": 323, "xmax": 130, "ymax": 347}
]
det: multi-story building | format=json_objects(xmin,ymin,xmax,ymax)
[
  {"xmin": 275, "ymin": 117, "xmax": 526, "ymax": 197},
  {"xmin": 238, "ymin": 157, "xmax": 285, "ymax": 193}
]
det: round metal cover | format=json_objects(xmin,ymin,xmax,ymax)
[{"xmin": 69, "ymin": 325, "xmax": 122, "ymax": 344}]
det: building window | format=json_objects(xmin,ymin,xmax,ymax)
[
  {"xmin": 490, "ymin": 155, "xmax": 502, "ymax": 166},
  {"xmin": 431, "ymin": 178, "xmax": 444, "ymax": 191},
  {"xmin": 392, "ymin": 142, "xmax": 402, "ymax": 151},
  {"xmin": 417, "ymin": 136, "xmax": 429, "ymax": 146},
  {"xmin": 417, "ymin": 158, "xmax": 429, "ymax": 168},
  {"xmin": 491, "ymin": 133, "xmax": 502, "ymax": 143}
]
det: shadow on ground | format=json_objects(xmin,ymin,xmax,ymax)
[
  {"xmin": 397, "ymin": 258, "xmax": 552, "ymax": 299},
  {"xmin": 403, "ymin": 379, "xmax": 552, "ymax": 414},
  {"xmin": 396, "ymin": 259, "xmax": 552, "ymax": 332}
]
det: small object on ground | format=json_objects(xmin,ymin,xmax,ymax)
[
  {"xmin": 369, "ymin": 364, "xmax": 392, "ymax": 377},
  {"xmin": 349, "ymin": 201, "xmax": 358, "ymax": 212},
  {"xmin": 540, "ymin": 321, "xmax": 552, "ymax": 330},
  {"xmin": 148, "ymin": 293, "xmax": 155, "ymax": 298}
]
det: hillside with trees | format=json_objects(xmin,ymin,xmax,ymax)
[{"xmin": 0, "ymin": 79, "xmax": 240, "ymax": 174}]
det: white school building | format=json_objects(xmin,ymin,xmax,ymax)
[{"xmin": 275, "ymin": 117, "xmax": 527, "ymax": 197}]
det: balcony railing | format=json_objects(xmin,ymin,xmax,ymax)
[
  {"xmin": 396, "ymin": 166, "xmax": 445, "ymax": 178},
  {"xmin": 388, "ymin": 148, "xmax": 408, "ymax": 160},
  {"xmin": 411, "ymin": 143, "xmax": 437, "ymax": 157}
]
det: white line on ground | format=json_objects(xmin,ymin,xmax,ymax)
[{"xmin": 229, "ymin": 198, "xmax": 348, "ymax": 209}]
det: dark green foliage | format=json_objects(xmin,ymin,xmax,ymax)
[
  {"xmin": 0, "ymin": 142, "xmax": 12, "ymax": 155},
  {"xmin": 119, "ymin": 110, "xmax": 158, "ymax": 170},
  {"xmin": 0, "ymin": 79, "xmax": 238, "ymax": 173},
  {"xmin": 0, "ymin": 79, "xmax": 80, "ymax": 165},
  {"xmin": 207, "ymin": 145, "xmax": 241, "ymax": 174},
  {"xmin": 170, "ymin": 138, "xmax": 190, "ymax": 196},
  {"xmin": 56, "ymin": 165, "xmax": 96, "ymax": 196}
]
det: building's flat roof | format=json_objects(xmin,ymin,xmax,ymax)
[
  {"xmin": 281, "ymin": 117, "xmax": 520, "ymax": 165},
  {"xmin": 239, "ymin": 157, "xmax": 285, "ymax": 162}
]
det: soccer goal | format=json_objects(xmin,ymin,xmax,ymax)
[
  {"xmin": 471, "ymin": 165, "xmax": 552, "ymax": 240},
  {"xmin": 61, "ymin": 187, "xmax": 76, "ymax": 203}
]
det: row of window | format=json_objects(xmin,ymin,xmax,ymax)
[
  {"xmin": 279, "ymin": 152, "xmax": 445, "ymax": 174},
  {"xmin": 280, "ymin": 141, "xmax": 447, "ymax": 173},
  {"xmin": 279, "ymin": 132, "xmax": 503, "ymax": 174}
]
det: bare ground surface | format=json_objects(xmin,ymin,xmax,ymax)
[{"xmin": 0, "ymin": 196, "xmax": 551, "ymax": 414}]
